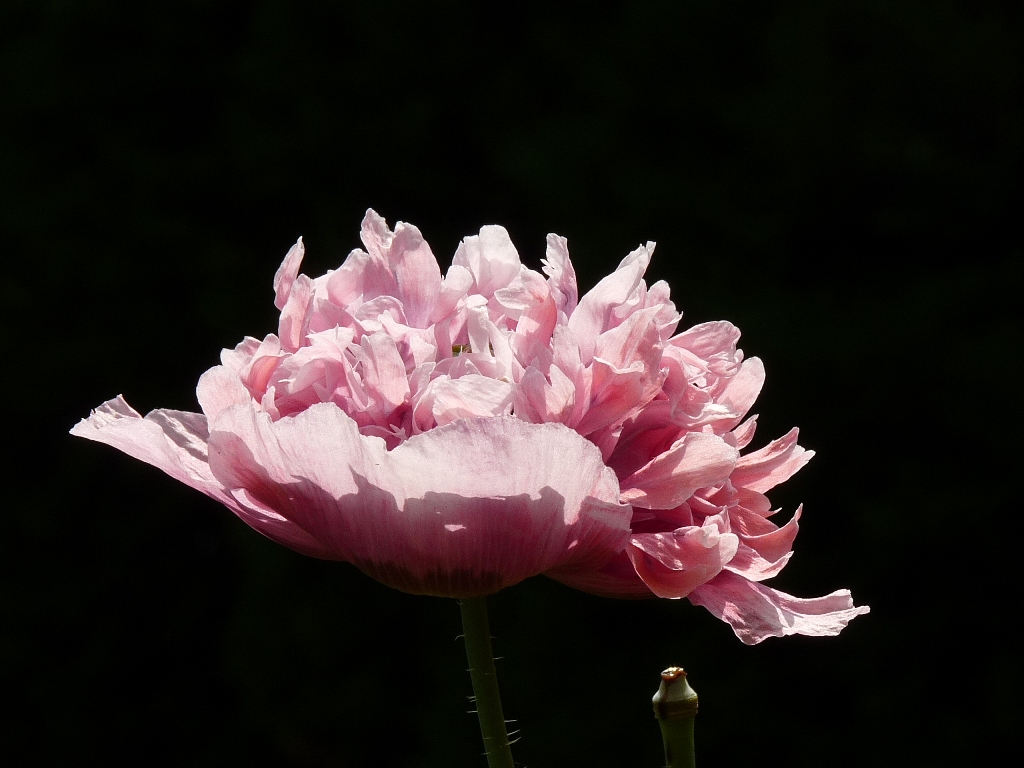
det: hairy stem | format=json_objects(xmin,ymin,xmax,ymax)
[{"xmin": 459, "ymin": 597, "xmax": 515, "ymax": 768}]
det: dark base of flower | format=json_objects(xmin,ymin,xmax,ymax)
[{"xmin": 353, "ymin": 561, "xmax": 509, "ymax": 598}]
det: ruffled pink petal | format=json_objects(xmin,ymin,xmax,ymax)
[
  {"xmin": 731, "ymin": 415, "xmax": 758, "ymax": 449},
  {"xmin": 671, "ymin": 320, "xmax": 741, "ymax": 364},
  {"xmin": 69, "ymin": 396, "xmax": 334, "ymax": 558},
  {"xmin": 619, "ymin": 432, "xmax": 738, "ymax": 509},
  {"xmin": 733, "ymin": 505, "xmax": 802, "ymax": 563},
  {"xmin": 452, "ymin": 225, "xmax": 522, "ymax": 297},
  {"xmin": 641, "ymin": 280, "xmax": 681, "ymax": 338},
  {"xmin": 732, "ymin": 428, "xmax": 813, "ymax": 493},
  {"xmin": 428, "ymin": 374, "xmax": 514, "ymax": 426},
  {"xmin": 206, "ymin": 404, "xmax": 631, "ymax": 597},
  {"xmin": 273, "ymin": 238, "xmax": 304, "ymax": 311},
  {"xmin": 358, "ymin": 332, "xmax": 410, "ymax": 417},
  {"xmin": 351, "ymin": 296, "xmax": 407, "ymax": 335},
  {"xmin": 359, "ymin": 209, "xmax": 394, "ymax": 262},
  {"xmin": 567, "ymin": 242, "xmax": 654, "ymax": 363},
  {"xmin": 494, "ymin": 269, "xmax": 557, "ymax": 363},
  {"xmin": 196, "ymin": 365, "xmax": 252, "ymax": 421},
  {"xmin": 688, "ymin": 571, "xmax": 870, "ymax": 644},
  {"xmin": 278, "ymin": 273, "xmax": 313, "ymax": 352},
  {"xmin": 513, "ymin": 291, "xmax": 558, "ymax": 364},
  {"xmin": 723, "ymin": 542, "xmax": 793, "ymax": 581},
  {"xmin": 574, "ymin": 308, "xmax": 666, "ymax": 435},
  {"xmin": 514, "ymin": 364, "xmax": 576, "ymax": 424},
  {"xmin": 388, "ymin": 221, "xmax": 442, "ymax": 328},
  {"xmin": 549, "ymin": 325, "xmax": 590, "ymax": 427},
  {"xmin": 326, "ymin": 246, "xmax": 397, "ymax": 307},
  {"xmin": 71, "ymin": 396, "xmax": 216, "ymax": 491},
  {"xmin": 220, "ymin": 336, "xmax": 262, "ymax": 374},
  {"xmin": 592, "ymin": 305, "xmax": 663, "ymax": 372},
  {"xmin": 431, "ymin": 265, "xmax": 474, "ymax": 324},
  {"xmin": 575, "ymin": 358, "xmax": 646, "ymax": 436},
  {"xmin": 326, "ymin": 250, "xmax": 373, "ymax": 307},
  {"xmin": 542, "ymin": 233, "xmax": 578, "ymax": 317},
  {"xmin": 626, "ymin": 521, "xmax": 739, "ymax": 598},
  {"xmin": 239, "ymin": 335, "xmax": 285, "ymax": 395},
  {"xmin": 715, "ymin": 357, "xmax": 765, "ymax": 431},
  {"xmin": 605, "ymin": 402, "xmax": 682, "ymax": 479}
]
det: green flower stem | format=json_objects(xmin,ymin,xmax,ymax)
[
  {"xmin": 459, "ymin": 597, "xmax": 515, "ymax": 768},
  {"xmin": 653, "ymin": 667, "xmax": 698, "ymax": 768}
]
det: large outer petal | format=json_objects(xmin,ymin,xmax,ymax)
[
  {"xmin": 69, "ymin": 396, "xmax": 336, "ymax": 558},
  {"xmin": 206, "ymin": 404, "xmax": 632, "ymax": 597},
  {"xmin": 546, "ymin": 549, "xmax": 653, "ymax": 598},
  {"xmin": 688, "ymin": 571, "xmax": 870, "ymax": 644}
]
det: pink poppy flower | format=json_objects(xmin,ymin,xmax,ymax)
[{"xmin": 72, "ymin": 210, "xmax": 868, "ymax": 644}]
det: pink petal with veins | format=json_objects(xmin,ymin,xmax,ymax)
[
  {"xmin": 627, "ymin": 519, "xmax": 739, "ymax": 598},
  {"xmin": 732, "ymin": 428, "xmax": 813, "ymax": 493},
  {"xmin": 620, "ymin": 432, "xmax": 738, "ymax": 509},
  {"xmin": 453, "ymin": 225, "xmax": 522, "ymax": 297},
  {"xmin": 70, "ymin": 397, "xmax": 333, "ymax": 558},
  {"xmin": 689, "ymin": 571, "xmax": 870, "ymax": 645},
  {"xmin": 273, "ymin": 238, "xmax": 304, "ymax": 311},
  {"xmin": 206, "ymin": 405, "xmax": 630, "ymax": 596}
]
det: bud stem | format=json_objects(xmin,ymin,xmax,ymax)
[
  {"xmin": 653, "ymin": 667, "xmax": 698, "ymax": 768},
  {"xmin": 459, "ymin": 597, "xmax": 515, "ymax": 768}
]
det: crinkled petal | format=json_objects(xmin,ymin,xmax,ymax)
[
  {"xmin": 732, "ymin": 428, "xmax": 813, "ymax": 493},
  {"xmin": 429, "ymin": 375, "xmax": 514, "ymax": 426},
  {"xmin": 567, "ymin": 242, "xmax": 653, "ymax": 363},
  {"xmin": 542, "ymin": 233, "xmax": 578, "ymax": 316},
  {"xmin": 69, "ymin": 396, "xmax": 333, "ymax": 558},
  {"xmin": 273, "ymin": 238, "xmax": 305, "ymax": 311},
  {"xmin": 326, "ymin": 246, "xmax": 396, "ymax": 306},
  {"xmin": 358, "ymin": 332, "xmax": 410, "ymax": 416},
  {"xmin": 627, "ymin": 523, "xmax": 739, "ymax": 598},
  {"xmin": 723, "ymin": 543, "xmax": 793, "ymax": 581},
  {"xmin": 431, "ymin": 265, "xmax": 474, "ymax": 324},
  {"xmin": 514, "ymin": 364, "xmax": 575, "ymax": 424},
  {"xmin": 734, "ymin": 505, "xmax": 802, "ymax": 563},
  {"xmin": 731, "ymin": 415, "xmax": 758, "ymax": 450},
  {"xmin": 389, "ymin": 221, "xmax": 442, "ymax": 328},
  {"xmin": 71, "ymin": 396, "xmax": 215, "ymax": 490},
  {"xmin": 359, "ymin": 209, "xmax": 395, "ymax": 262},
  {"xmin": 620, "ymin": 432, "xmax": 738, "ymax": 509},
  {"xmin": 452, "ymin": 225, "xmax": 522, "ymax": 297},
  {"xmin": 206, "ymin": 404, "xmax": 631, "ymax": 597},
  {"xmin": 715, "ymin": 357, "xmax": 765, "ymax": 431},
  {"xmin": 688, "ymin": 571, "xmax": 870, "ymax": 644},
  {"xmin": 197, "ymin": 365, "xmax": 252, "ymax": 421},
  {"xmin": 278, "ymin": 273, "xmax": 313, "ymax": 351},
  {"xmin": 593, "ymin": 305, "xmax": 663, "ymax": 372},
  {"xmin": 642, "ymin": 280, "xmax": 681, "ymax": 340},
  {"xmin": 575, "ymin": 358, "xmax": 647, "ymax": 436},
  {"xmin": 671, "ymin": 320, "xmax": 741, "ymax": 362}
]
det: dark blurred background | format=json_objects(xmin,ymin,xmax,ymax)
[{"xmin": 2, "ymin": 1, "xmax": 1020, "ymax": 765}]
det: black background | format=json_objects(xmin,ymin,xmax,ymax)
[{"xmin": 3, "ymin": 1, "xmax": 1020, "ymax": 766}]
